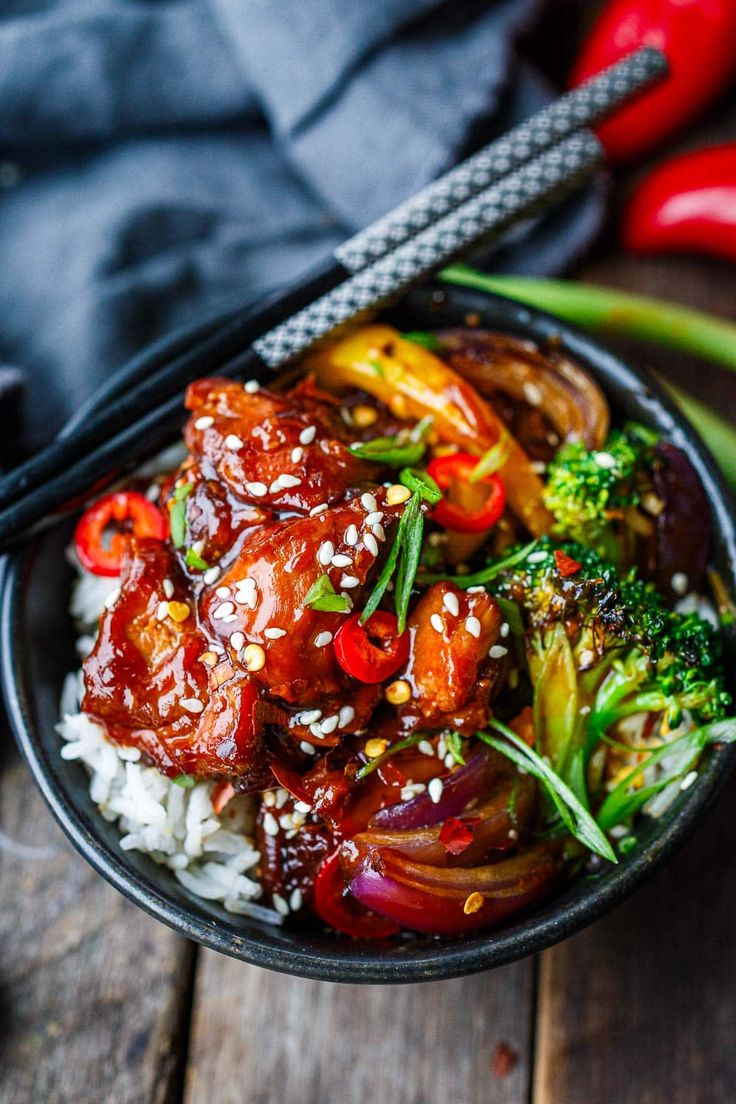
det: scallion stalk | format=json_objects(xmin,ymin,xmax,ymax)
[{"xmin": 440, "ymin": 266, "xmax": 736, "ymax": 489}]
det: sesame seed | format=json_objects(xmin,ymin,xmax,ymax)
[
  {"xmin": 235, "ymin": 591, "xmax": 257, "ymax": 609},
  {"xmin": 314, "ymin": 631, "xmax": 333, "ymax": 648},
  {"xmin": 523, "ymin": 381, "xmax": 543, "ymax": 406},
  {"xmin": 340, "ymin": 575, "xmax": 360, "ymax": 588},
  {"xmin": 225, "ymin": 434, "xmax": 244, "ymax": 450},
  {"xmin": 317, "ymin": 540, "xmax": 334, "ymax": 566},
  {"xmin": 235, "ymin": 577, "xmax": 256, "ymax": 590},
  {"xmin": 103, "ymin": 587, "xmax": 120, "ymax": 613},
  {"xmin": 289, "ymin": 888, "xmax": 304, "ymax": 911},
  {"xmin": 465, "ymin": 615, "xmax": 481, "ymax": 638},
  {"xmin": 195, "ymin": 415, "xmax": 214, "ymax": 430},
  {"xmin": 242, "ymin": 643, "xmax": 265, "ymax": 671},
  {"xmin": 263, "ymin": 812, "xmax": 280, "ymax": 837},
  {"xmin": 444, "ymin": 753, "xmax": 456, "ymax": 769},
  {"xmin": 300, "ymin": 741, "xmax": 316, "ymax": 755},
  {"xmin": 181, "ymin": 698, "xmax": 204, "ymax": 714},
  {"xmin": 466, "ymin": 585, "xmax": 485, "ymax": 593},
  {"xmin": 291, "ymin": 446, "xmax": 304, "ymax": 463},
  {"xmin": 365, "ymin": 511, "xmax": 384, "ymax": 526},
  {"xmin": 269, "ymin": 479, "xmax": 283, "ymax": 494},
  {"xmin": 309, "ymin": 722, "xmax": 324, "ymax": 738},
  {"xmin": 230, "ymin": 631, "xmax": 245, "ymax": 651},
  {"xmin": 294, "ymin": 801, "xmax": 311, "ymax": 814},
  {"xmin": 443, "ymin": 591, "xmax": 460, "ymax": 617},
  {"xmin": 279, "ymin": 473, "xmax": 302, "ymax": 488},
  {"xmin": 428, "ymin": 777, "xmax": 444, "ymax": 804},
  {"xmin": 364, "ymin": 533, "xmax": 379, "ymax": 557},
  {"xmin": 385, "ymin": 679, "xmax": 411, "ymax": 705},
  {"xmin": 361, "ymin": 492, "xmax": 378, "ymax": 512},
  {"xmin": 430, "ymin": 613, "xmax": 444, "ymax": 634},
  {"xmin": 508, "ymin": 828, "xmax": 519, "ymax": 842},
  {"xmin": 418, "ymin": 740, "xmax": 435, "ymax": 757},
  {"xmin": 320, "ymin": 714, "xmax": 339, "ymax": 735},
  {"xmin": 593, "ymin": 451, "xmax": 617, "ymax": 469},
  {"xmin": 156, "ymin": 601, "xmax": 169, "ymax": 621},
  {"xmin": 216, "ymin": 586, "xmax": 231, "ymax": 598},
  {"xmin": 338, "ymin": 705, "xmax": 355, "ymax": 728},
  {"xmin": 309, "ymin": 503, "xmax": 328, "ymax": 516},
  {"xmin": 223, "ymin": 613, "xmax": 238, "ymax": 623},
  {"xmin": 331, "ymin": 553, "xmax": 352, "ymax": 568},
  {"xmin": 244, "ymin": 379, "xmax": 260, "ymax": 394},
  {"xmin": 671, "ymin": 572, "xmax": 689, "ymax": 596},
  {"xmin": 463, "ymin": 891, "xmax": 484, "ymax": 915},
  {"xmin": 299, "ymin": 709, "xmax": 322, "ymax": 725},
  {"xmin": 372, "ymin": 523, "xmax": 386, "ymax": 541},
  {"xmin": 527, "ymin": 551, "xmax": 548, "ymax": 564},
  {"xmin": 489, "ymin": 644, "xmax": 508, "ymax": 659},
  {"xmin": 212, "ymin": 601, "xmax": 235, "ymax": 619},
  {"xmin": 500, "ymin": 622, "xmax": 510, "ymax": 637},
  {"xmin": 167, "ymin": 601, "xmax": 190, "ymax": 623},
  {"xmin": 245, "ymin": 481, "xmax": 268, "ymax": 497},
  {"xmin": 680, "ymin": 770, "xmax": 698, "ymax": 791},
  {"xmin": 203, "ymin": 566, "xmax": 221, "ymax": 585},
  {"xmin": 352, "ymin": 404, "xmax": 378, "ymax": 428},
  {"xmin": 264, "ymin": 627, "xmax": 286, "ymax": 640},
  {"xmin": 299, "ymin": 425, "xmax": 317, "ymax": 445},
  {"xmin": 345, "ymin": 524, "xmax": 358, "ymax": 546},
  {"xmin": 386, "ymin": 484, "xmax": 411, "ymax": 505},
  {"xmin": 530, "ymin": 460, "xmax": 547, "ymax": 474}
]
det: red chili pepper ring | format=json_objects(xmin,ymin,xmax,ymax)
[
  {"xmin": 74, "ymin": 491, "xmax": 168, "ymax": 576},
  {"xmin": 426, "ymin": 452, "xmax": 506, "ymax": 534},
  {"xmin": 333, "ymin": 611, "xmax": 409, "ymax": 684}
]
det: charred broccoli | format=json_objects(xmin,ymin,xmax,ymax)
[
  {"xmin": 543, "ymin": 423, "xmax": 658, "ymax": 565},
  {"xmin": 488, "ymin": 538, "xmax": 730, "ymax": 781}
]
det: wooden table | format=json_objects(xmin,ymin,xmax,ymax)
[{"xmin": 1, "ymin": 33, "xmax": 735, "ymax": 1104}]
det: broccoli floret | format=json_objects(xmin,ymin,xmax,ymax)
[
  {"xmin": 543, "ymin": 423, "xmax": 658, "ymax": 564},
  {"xmin": 488, "ymin": 538, "xmax": 730, "ymax": 780}
]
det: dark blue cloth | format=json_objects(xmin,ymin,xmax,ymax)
[{"xmin": 0, "ymin": 0, "xmax": 605, "ymax": 453}]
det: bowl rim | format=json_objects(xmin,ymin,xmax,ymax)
[{"xmin": 2, "ymin": 284, "xmax": 735, "ymax": 984}]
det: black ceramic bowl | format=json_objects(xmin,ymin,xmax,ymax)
[{"xmin": 2, "ymin": 284, "xmax": 735, "ymax": 984}]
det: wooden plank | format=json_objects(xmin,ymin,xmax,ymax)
[
  {"xmin": 533, "ymin": 778, "xmax": 736, "ymax": 1104},
  {"xmin": 185, "ymin": 953, "xmax": 534, "ymax": 1104},
  {"xmin": 0, "ymin": 746, "xmax": 195, "ymax": 1104}
]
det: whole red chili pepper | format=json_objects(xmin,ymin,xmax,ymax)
[
  {"xmin": 623, "ymin": 144, "xmax": 736, "ymax": 262},
  {"xmin": 570, "ymin": 1, "xmax": 736, "ymax": 161}
]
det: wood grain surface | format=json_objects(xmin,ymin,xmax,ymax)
[
  {"xmin": 1, "ymin": 12, "xmax": 735, "ymax": 1104},
  {"xmin": 185, "ymin": 955, "xmax": 534, "ymax": 1104}
]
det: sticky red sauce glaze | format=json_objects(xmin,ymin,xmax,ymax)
[{"xmin": 79, "ymin": 361, "xmax": 561, "ymax": 933}]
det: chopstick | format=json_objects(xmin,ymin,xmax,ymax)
[
  {"xmin": 0, "ymin": 132, "xmax": 605, "ymax": 550},
  {"xmin": 0, "ymin": 46, "xmax": 667, "ymax": 519}
]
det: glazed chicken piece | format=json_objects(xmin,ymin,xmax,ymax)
[
  {"xmin": 400, "ymin": 581, "xmax": 505, "ymax": 733},
  {"xmin": 183, "ymin": 376, "xmax": 380, "ymax": 516},
  {"xmin": 82, "ymin": 539, "xmax": 274, "ymax": 788},
  {"xmin": 200, "ymin": 489, "xmax": 409, "ymax": 737}
]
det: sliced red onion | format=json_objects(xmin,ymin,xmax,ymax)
[
  {"xmin": 348, "ymin": 844, "xmax": 560, "ymax": 936},
  {"xmin": 371, "ymin": 749, "xmax": 497, "ymax": 829}
]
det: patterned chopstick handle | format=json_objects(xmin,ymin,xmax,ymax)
[
  {"xmin": 254, "ymin": 132, "xmax": 603, "ymax": 368},
  {"xmin": 335, "ymin": 46, "xmax": 666, "ymax": 273}
]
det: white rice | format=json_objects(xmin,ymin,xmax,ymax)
[{"xmin": 60, "ymin": 549, "xmax": 281, "ymax": 924}]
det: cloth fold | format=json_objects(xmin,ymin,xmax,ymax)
[{"xmin": 0, "ymin": 0, "xmax": 604, "ymax": 455}]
